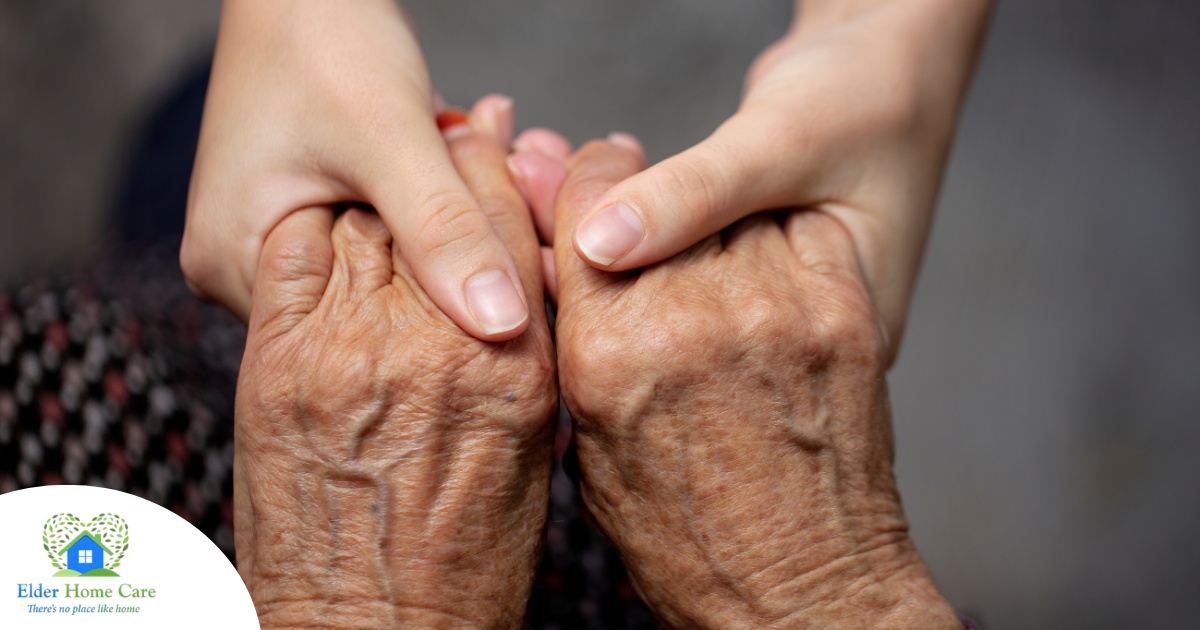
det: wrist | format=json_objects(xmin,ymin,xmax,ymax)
[
  {"xmin": 233, "ymin": 436, "xmax": 399, "ymax": 628},
  {"xmin": 234, "ymin": 405, "xmax": 542, "ymax": 629},
  {"xmin": 801, "ymin": 553, "xmax": 961, "ymax": 630},
  {"xmin": 217, "ymin": 0, "xmax": 426, "ymax": 82},
  {"xmin": 667, "ymin": 539, "xmax": 958, "ymax": 629}
]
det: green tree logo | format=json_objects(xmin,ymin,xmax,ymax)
[{"xmin": 43, "ymin": 513, "xmax": 129, "ymax": 577}]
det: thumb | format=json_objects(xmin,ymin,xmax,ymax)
[
  {"xmin": 249, "ymin": 206, "xmax": 335, "ymax": 337},
  {"xmin": 362, "ymin": 101, "xmax": 531, "ymax": 342},
  {"xmin": 572, "ymin": 113, "xmax": 814, "ymax": 271},
  {"xmin": 554, "ymin": 139, "xmax": 646, "ymax": 304}
]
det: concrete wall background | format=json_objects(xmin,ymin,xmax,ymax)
[{"xmin": 2, "ymin": 1, "xmax": 1197, "ymax": 627}]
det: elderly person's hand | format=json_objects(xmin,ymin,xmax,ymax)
[
  {"xmin": 550, "ymin": 140, "xmax": 960, "ymax": 628},
  {"xmin": 232, "ymin": 108, "xmax": 555, "ymax": 628}
]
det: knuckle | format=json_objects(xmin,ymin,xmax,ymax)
[
  {"xmin": 411, "ymin": 193, "xmax": 492, "ymax": 260},
  {"xmin": 560, "ymin": 175, "xmax": 610, "ymax": 216},
  {"xmin": 559, "ymin": 142, "xmax": 644, "ymax": 213},
  {"xmin": 446, "ymin": 129, "xmax": 492, "ymax": 162},
  {"xmin": 339, "ymin": 207, "xmax": 389, "ymax": 240},
  {"xmin": 262, "ymin": 231, "xmax": 331, "ymax": 286},
  {"xmin": 731, "ymin": 289, "xmax": 793, "ymax": 342},
  {"xmin": 657, "ymin": 150, "xmax": 728, "ymax": 225},
  {"xmin": 461, "ymin": 174, "xmax": 524, "ymax": 221},
  {"xmin": 472, "ymin": 177, "xmax": 522, "ymax": 209},
  {"xmin": 558, "ymin": 323, "xmax": 637, "ymax": 430},
  {"xmin": 574, "ymin": 139, "xmax": 618, "ymax": 163},
  {"xmin": 561, "ymin": 298, "xmax": 729, "ymax": 432},
  {"xmin": 805, "ymin": 279, "xmax": 886, "ymax": 368},
  {"xmin": 568, "ymin": 140, "xmax": 641, "ymax": 182}
]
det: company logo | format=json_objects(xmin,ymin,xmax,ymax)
[{"xmin": 41, "ymin": 513, "xmax": 129, "ymax": 578}]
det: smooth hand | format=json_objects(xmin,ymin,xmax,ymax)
[
  {"xmin": 233, "ymin": 116, "xmax": 555, "ymax": 628},
  {"xmin": 184, "ymin": 0, "xmax": 531, "ymax": 341},
  {"xmin": 552, "ymin": 140, "xmax": 961, "ymax": 629},
  {"xmin": 565, "ymin": 0, "xmax": 991, "ymax": 361}
]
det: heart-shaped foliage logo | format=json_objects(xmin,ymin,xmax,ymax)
[{"xmin": 42, "ymin": 512, "xmax": 130, "ymax": 577}]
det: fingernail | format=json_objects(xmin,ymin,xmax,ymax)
[
  {"xmin": 514, "ymin": 129, "xmax": 572, "ymax": 160},
  {"xmin": 496, "ymin": 96, "xmax": 514, "ymax": 147},
  {"xmin": 465, "ymin": 270, "xmax": 528, "ymax": 335},
  {"xmin": 506, "ymin": 154, "xmax": 532, "ymax": 201},
  {"xmin": 437, "ymin": 108, "xmax": 470, "ymax": 140},
  {"xmin": 512, "ymin": 137, "xmax": 534, "ymax": 153},
  {"xmin": 506, "ymin": 153, "xmax": 533, "ymax": 192},
  {"xmin": 607, "ymin": 132, "xmax": 643, "ymax": 154},
  {"xmin": 576, "ymin": 203, "xmax": 645, "ymax": 266},
  {"xmin": 476, "ymin": 96, "xmax": 514, "ymax": 146}
]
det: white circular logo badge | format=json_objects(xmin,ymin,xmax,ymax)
[{"xmin": 0, "ymin": 485, "xmax": 258, "ymax": 629}]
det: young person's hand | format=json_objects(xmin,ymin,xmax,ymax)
[
  {"xmin": 564, "ymin": 0, "xmax": 992, "ymax": 361},
  {"xmin": 184, "ymin": 0, "xmax": 530, "ymax": 341}
]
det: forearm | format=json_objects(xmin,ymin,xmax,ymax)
[
  {"xmin": 221, "ymin": 0, "xmax": 410, "ymax": 29},
  {"xmin": 789, "ymin": 0, "xmax": 992, "ymax": 112},
  {"xmin": 793, "ymin": 0, "xmax": 993, "ymax": 42},
  {"xmin": 765, "ymin": 0, "xmax": 992, "ymax": 358}
]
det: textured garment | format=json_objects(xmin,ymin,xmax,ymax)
[
  {"xmin": 0, "ymin": 251, "xmax": 653, "ymax": 629},
  {"xmin": 0, "ymin": 255, "xmax": 979, "ymax": 629},
  {"xmin": 0, "ymin": 254, "xmax": 241, "ymax": 555}
]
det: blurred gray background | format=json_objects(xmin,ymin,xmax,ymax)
[{"xmin": 2, "ymin": 1, "xmax": 1197, "ymax": 627}]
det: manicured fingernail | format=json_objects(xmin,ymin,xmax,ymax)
[
  {"xmin": 576, "ymin": 203, "xmax": 644, "ymax": 266},
  {"xmin": 465, "ymin": 270, "xmax": 528, "ymax": 335},
  {"xmin": 607, "ymin": 132, "xmax": 643, "ymax": 154},
  {"xmin": 437, "ymin": 108, "xmax": 470, "ymax": 140}
]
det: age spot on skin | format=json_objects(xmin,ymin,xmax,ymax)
[{"xmin": 504, "ymin": 392, "xmax": 518, "ymax": 402}]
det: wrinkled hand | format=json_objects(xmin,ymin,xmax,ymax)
[
  {"xmin": 550, "ymin": 140, "xmax": 959, "ymax": 629},
  {"xmin": 562, "ymin": 0, "xmax": 991, "ymax": 360},
  {"xmin": 233, "ymin": 115, "xmax": 555, "ymax": 628},
  {"xmin": 184, "ymin": 0, "xmax": 531, "ymax": 341}
]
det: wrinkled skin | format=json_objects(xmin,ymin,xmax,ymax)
[
  {"xmin": 551, "ymin": 141, "xmax": 960, "ymax": 629},
  {"xmin": 233, "ymin": 119, "xmax": 556, "ymax": 628}
]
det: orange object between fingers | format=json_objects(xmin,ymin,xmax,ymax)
[{"xmin": 436, "ymin": 109, "xmax": 470, "ymax": 132}]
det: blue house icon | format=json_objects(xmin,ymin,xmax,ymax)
[{"xmin": 59, "ymin": 531, "xmax": 112, "ymax": 575}]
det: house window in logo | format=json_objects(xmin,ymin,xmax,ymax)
[{"xmin": 79, "ymin": 550, "xmax": 93, "ymax": 564}]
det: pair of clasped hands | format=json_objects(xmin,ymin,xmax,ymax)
[{"xmin": 184, "ymin": 1, "xmax": 989, "ymax": 628}]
